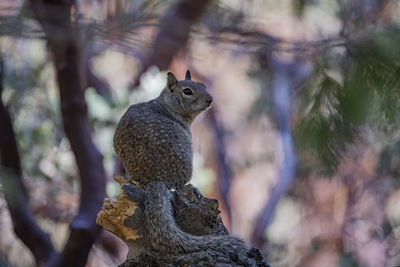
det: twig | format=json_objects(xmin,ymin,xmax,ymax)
[
  {"xmin": 82, "ymin": 44, "xmax": 114, "ymax": 105},
  {"xmin": 208, "ymin": 107, "xmax": 232, "ymax": 226},
  {"xmin": 133, "ymin": 0, "xmax": 212, "ymax": 85},
  {"xmin": 207, "ymin": 27, "xmax": 348, "ymax": 54},
  {"xmin": 0, "ymin": 57, "xmax": 57, "ymax": 266}
]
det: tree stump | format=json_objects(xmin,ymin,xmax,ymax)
[{"xmin": 96, "ymin": 175, "xmax": 269, "ymax": 266}]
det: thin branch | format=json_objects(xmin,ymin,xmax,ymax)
[
  {"xmin": 29, "ymin": 1, "xmax": 106, "ymax": 266},
  {"xmin": 208, "ymin": 107, "xmax": 232, "ymax": 226},
  {"xmin": 48, "ymin": 22, "xmax": 106, "ymax": 267},
  {"xmin": 207, "ymin": 27, "xmax": 349, "ymax": 54},
  {"xmin": 251, "ymin": 56, "xmax": 312, "ymax": 248},
  {"xmin": 133, "ymin": 0, "xmax": 212, "ymax": 84},
  {"xmin": 82, "ymin": 44, "xmax": 114, "ymax": 105},
  {"xmin": 0, "ymin": 58, "xmax": 57, "ymax": 266}
]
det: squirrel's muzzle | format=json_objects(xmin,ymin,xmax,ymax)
[{"xmin": 205, "ymin": 95, "xmax": 213, "ymax": 106}]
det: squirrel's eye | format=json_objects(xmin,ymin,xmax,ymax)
[{"xmin": 183, "ymin": 88, "xmax": 193, "ymax": 95}]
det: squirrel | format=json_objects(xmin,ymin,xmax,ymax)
[
  {"xmin": 113, "ymin": 71, "xmax": 252, "ymax": 260},
  {"xmin": 114, "ymin": 70, "xmax": 212, "ymax": 189}
]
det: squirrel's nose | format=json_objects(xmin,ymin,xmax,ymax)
[{"xmin": 205, "ymin": 95, "xmax": 213, "ymax": 106}]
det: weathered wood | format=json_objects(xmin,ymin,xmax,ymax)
[
  {"xmin": 96, "ymin": 174, "xmax": 228, "ymax": 244},
  {"xmin": 96, "ymin": 175, "xmax": 141, "ymax": 242},
  {"xmin": 97, "ymin": 175, "xmax": 269, "ymax": 266}
]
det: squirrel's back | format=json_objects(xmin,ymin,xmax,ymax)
[{"xmin": 113, "ymin": 99, "xmax": 193, "ymax": 188}]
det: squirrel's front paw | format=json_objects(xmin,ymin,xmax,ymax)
[
  {"xmin": 123, "ymin": 205, "xmax": 146, "ymax": 235},
  {"xmin": 122, "ymin": 184, "xmax": 146, "ymax": 235},
  {"xmin": 123, "ymin": 184, "xmax": 146, "ymax": 203}
]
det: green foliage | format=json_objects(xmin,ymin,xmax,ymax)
[
  {"xmin": 348, "ymin": 28, "xmax": 400, "ymax": 128},
  {"xmin": 295, "ymin": 27, "xmax": 400, "ymax": 174},
  {"xmin": 295, "ymin": 74, "xmax": 356, "ymax": 174}
]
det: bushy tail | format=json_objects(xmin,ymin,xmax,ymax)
[{"xmin": 143, "ymin": 181, "xmax": 249, "ymax": 256}]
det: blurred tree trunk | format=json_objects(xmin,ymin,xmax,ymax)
[
  {"xmin": 252, "ymin": 56, "xmax": 312, "ymax": 248},
  {"xmin": 29, "ymin": 0, "xmax": 106, "ymax": 266},
  {"xmin": 0, "ymin": 58, "xmax": 57, "ymax": 266}
]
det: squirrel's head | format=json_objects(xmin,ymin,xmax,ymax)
[{"xmin": 160, "ymin": 70, "xmax": 213, "ymax": 124}]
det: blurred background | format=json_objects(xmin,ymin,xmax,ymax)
[{"xmin": 1, "ymin": 0, "xmax": 400, "ymax": 266}]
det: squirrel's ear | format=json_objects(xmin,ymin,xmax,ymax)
[
  {"xmin": 167, "ymin": 72, "xmax": 177, "ymax": 91},
  {"xmin": 185, "ymin": 70, "xmax": 191, "ymax": 80}
]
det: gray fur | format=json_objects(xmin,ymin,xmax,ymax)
[
  {"xmin": 144, "ymin": 181, "xmax": 250, "ymax": 258},
  {"xmin": 114, "ymin": 71, "xmax": 212, "ymax": 188}
]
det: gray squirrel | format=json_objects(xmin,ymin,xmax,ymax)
[
  {"xmin": 113, "ymin": 71, "xmax": 259, "ymax": 263},
  {"xmin": 114, "ymin": 70, "xmax": 211, "ymax": 189}
]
